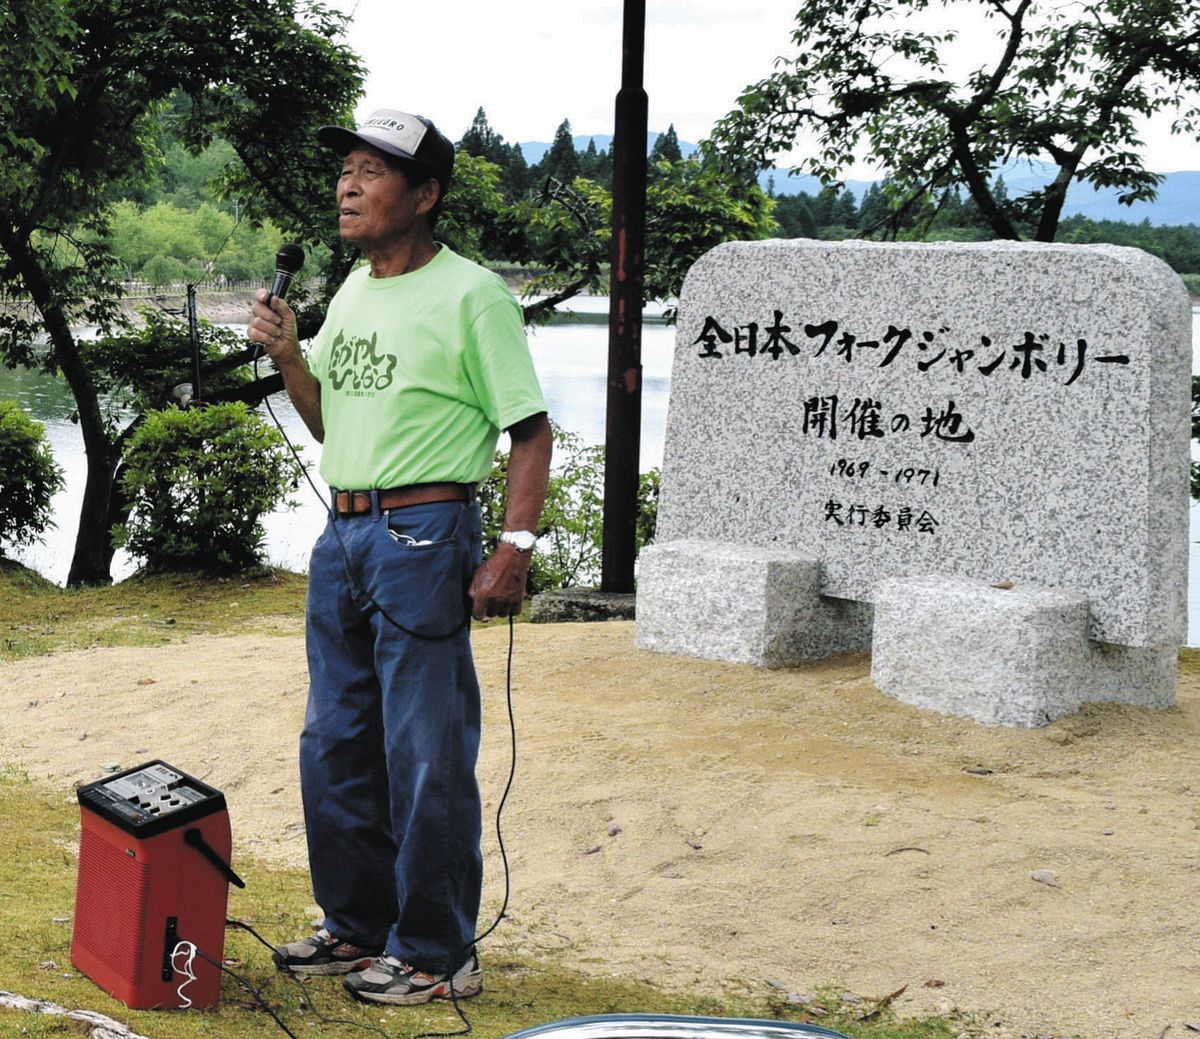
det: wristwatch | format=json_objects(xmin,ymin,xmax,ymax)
[{"xmin": 499, "ymin": 529, "xmax": 537, "ymax": 552}]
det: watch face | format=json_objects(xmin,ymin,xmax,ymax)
[{"xmin": 504, "ymin": 530, "xmax": 537, "ymax": 550}]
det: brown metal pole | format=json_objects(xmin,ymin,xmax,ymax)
[{"xmin": 601, "ymin": 0, "xmax": 647, "ymax": 593}]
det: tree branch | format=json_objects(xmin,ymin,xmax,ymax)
[
  {"xmin": 0, "ymin": 992, "xmax": 152, "ymax": 1039},
  {"xmin": 963, "ymin": 0, "xmax": 1034, "ymax": 121},
  {"xmin": 521, "ymin": 278, "xmax": 590, "ymax": 325},
  {"xmin": 946, "ymin": 115, "xmax": 1022, "ymax": 239}
]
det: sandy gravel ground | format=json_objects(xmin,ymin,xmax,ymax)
[{"xmin": 3, "ymin": 620, "xmax": 1199, "ymax": 1039}]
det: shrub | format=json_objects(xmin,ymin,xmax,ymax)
[
  {"xmin": 141, "ymin": 254, "xmax": 189, "ymax": 287},
  {"xmin": 0, "ymin": 402, "xmax": 64, "ymax": 552},
  {"xmin": 479, "ymin": 423, "xmax": 660, "ymax": 593},
  {"xmin": 113, "ymin": 403, "xmax": 302, "ymax": 573}
]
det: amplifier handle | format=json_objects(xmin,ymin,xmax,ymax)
[{"xmin": 184, "ymin": 828, "xmax": 247, "ymax": 889}]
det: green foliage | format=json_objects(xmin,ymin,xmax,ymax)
[
  {"xmin": 535, "ymin": 118, "xmax": 582, "ymax": 186},
  {"xmin": 645, "ymin": 157, "xmax": 778, "ymax": 320},
  {"xmin": 770, "ymin": 184, "xmax": 1200, "ymax": 272},
  {"xmin": 520, "ymin": 176, "xmax": 613, "ymax": 322},
  {"xmin": 0, "ymin": 0, "xmax": 362, "ymax": 584},
  {"xmin": 106, "ymin": 197, "xmax": 285, "ymax": 282},
  {"xmin": 578, "ymin": 135, "xmax": 614, "ymax": 185},
  {"xmin": 0, "ymin": 402, "xmax": 64, "ymax": 551},
  {"xmin": 458, "ymin": 106, "xmax": 531, "ymax": 198},
  {"xmin": 154, "ymin": 137, "xmax": 239, "ymax": 208},
  {"xmin": 479, "ymin": 424, "xmax": 660, "ymax": 593},
  {"xmin": 650, "ymin": 124, "xmax": 684, "ymax": 165},
  {"xmin": 709, "ymin": 0, "xmax": 1200, "ymax": 242},
  {"xmin": 113, "ymin": 402, "xmax": 301, "ymax": 573},
  {"xmin": 438, "ymin": 153, "xmax": 532, "ymax": 266},
  {"xmin": 513, "ymin": 155, "xmax": 777, "ymax": 325},
  {"xmin": 1056, "ymin": 215, "xmax": 1200, "ymax": 273},
  {"xmin": 451, "ymin": 115, "xmax": 774, "ymax": 322},
  {"xmin": 83, "ymin": 310, "xmax": 254, "ymax": 429}
]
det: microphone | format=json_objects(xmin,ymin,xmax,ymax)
[
  {"xmin": 266, "ymin": 243, "xmax": 305, "ymax": 304},
  {"xmin": 252, "ymin": 243, "xmax": 305, "ymax": 361}
]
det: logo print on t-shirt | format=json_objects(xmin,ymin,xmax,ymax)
[{"xmin": 327, "ymin": 330, "xmax": 397, "ymax": 395}]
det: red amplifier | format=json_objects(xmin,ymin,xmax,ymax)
[{"xmin": 71, "ymin": 761, "xmax": 243, "ymax": 1009}]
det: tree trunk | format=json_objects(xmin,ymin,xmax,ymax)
[
  {"xmin": 0, "ymin": 226, "xmax": 117, "ymax": 585},
  {"xmin": 947, "ymin": 120, "xmax": 1022, "ymax": 241},
  {"xmin": 57, "ymin": 320, "xmax": 117, "ymax": 585},
  {"xmin": 69, "ymin": 425, "xmax": 118, "ymax": 586},
  {"xmin": 1035, "ymin": 166, "xmax": 1076, "ymax": 242}
]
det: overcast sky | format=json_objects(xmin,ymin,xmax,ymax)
[{"xmin": 326, "ymin": 0, "xmax": 1200, "ymax": 176}]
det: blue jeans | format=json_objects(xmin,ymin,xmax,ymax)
[{"xmin": 300, "ymin": 494, "xmax": 483, "ymax": 973}]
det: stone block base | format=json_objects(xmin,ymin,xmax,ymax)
[
  {"xmin": 529, "ymin": 588, "xmax": 636, "ymax": 623},
  {"xmin": 871, "ymin": 576, "xmax": 1176, "ymax": 727},
  {"xmin": 635, "ymin": 540, "xmax": 873, "ymax": 668}
]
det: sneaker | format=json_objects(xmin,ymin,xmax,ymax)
[
  {"xmin": 343, "ymin": 950, "xmax": 483, "ymax": 1005},
  {"xmin": 272, "ymin": 927, "xmax": 381, "ymax": 976}
]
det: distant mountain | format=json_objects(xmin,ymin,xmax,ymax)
[
  {"xmin": 518, "ymin": 132, "xmax": 698, "ymax": 165},
  {"xmin": 519, "ymin": 133, "xmax": 1199, "ymax": 227},
  {"xmin": 759, "ymin": 159, "xmax": 1200, "ymax": 226},
  {"xmin": 995, "ymin": 162, "xmax": 1200, "ymax": 226}
]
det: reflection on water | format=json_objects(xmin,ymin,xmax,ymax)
[{"xmin": 1, "ymin": 363, "xmax": 79, "ymax": 420}]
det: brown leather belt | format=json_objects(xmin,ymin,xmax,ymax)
[{"xmin": 333, "ymin": 483, "xmax": 472, "ymax": 516}]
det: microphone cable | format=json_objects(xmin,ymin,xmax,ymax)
[
  {"xmin": 220, "ymin": 603, "xmax": 516, "ymax": 1039},
  {"xmin": 248, "ymin": 310, "xmax": 522, "ymax": 1035},
  {"xmin": 253, "ymin": 338, "xmax": 468, "ymax": 642}
]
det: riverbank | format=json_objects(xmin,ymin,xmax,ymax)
[
  {"xmin": 2, "ymin": 594, "xmax": 1199, "ymax": 1038},
  {"xmin": 139, "ymin": 285, "xmax": 1200, "ymax": 328},
  {"xmin": 114, "ymin": 265, "xmax": 546, "ymax": 327},
  {"xmin": 121, "ymin": 287, "xmax": 674, "ymax": 329}
]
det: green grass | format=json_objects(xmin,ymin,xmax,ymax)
[
  {"xmin": 0, "ymin": 772, "xmax": 966, "ymax": 1039},
  {"xmin": 0, "ymin": 560, "xmax": 986, "ymax": 1039},
  {"xmin": 0, "ymin": 560, "xmax": 308, "ymax": 661},
  {"xmin": 1177, "ymin": 647, "xmax": 1200, "ymax": 675}
]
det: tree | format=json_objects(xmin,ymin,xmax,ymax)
[
  {"xmin": 857, "ymin": 182, "xmax": 892, "ymax": 232},
  {"xmin": 536, "ymin": 119, "xmax": 581, "ymax": 186},
  {"xmin": 649, "ymin": 124, "xmax": 683, "ymax": 164},
  {"xmin": 113, "ymin": 402, "xmax": 301, "ymax": 573},
  {"xmin": 458, "ymin": 107, "xmax": 531, "ymax": 200},
  {"xmin": 578, "ymin": 137, "xmax": 613, "ymax": 187},
  {"xmin": 460, "ymin": 108, "xmax": 508, "ymax": 165},
  {"xmin": 644, "ymin": 157, "xmax": 778, "ymax": 320},
  {"xmin": 0, "ymin": 0, "xmax": 362, "ymax": 585},
  {"xmin": 774, "ymin": 193, "xmax": 819, "ymax": 237},
  {"xmin": 709, "ymin": 0, "xmax": 1200, "ymax": 242},
  {"xmin": 478, "ymin": 423, "xmax": 660, "ymax": 593},
  {"xmin": 456, "ymin": 123, "xmax": 778, "ymax": 325},
  {"xmin": 106, "ymin": 198, "xmax": 284, "ymax": 282},
  {"xmin": 0, "ymin": 402, "xmax": 64, "ymax": 553}
]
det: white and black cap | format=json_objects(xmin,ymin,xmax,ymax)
[{"xmin": 317, "ymin": 109, "xmax": 455, "ymax": 194}]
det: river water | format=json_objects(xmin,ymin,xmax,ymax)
[
  {"xmin": 0, "ymin": 300, "xmax": 676, "ymax": 586},
  {"xmin": 3, "ymin": 302, "xmax": 1200, "ymax": 644}
]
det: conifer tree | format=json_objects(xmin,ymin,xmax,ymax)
[
  {"xmin": 649, "ymin": 124, "xmax": 683, "ymax": 164},
  {"xmin": 537, "ymin": 119, "xmax": 581, "ymax": 185}
]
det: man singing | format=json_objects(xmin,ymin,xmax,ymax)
[{"xmin": 249, "ymin": 108, "xmax": 551, "ymax": 1005}]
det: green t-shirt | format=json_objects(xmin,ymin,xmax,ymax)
[{"xmin": 307, "ymin": 246, "xmax": 547, "ymax": 489}]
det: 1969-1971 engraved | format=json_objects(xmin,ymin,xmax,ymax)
[{"xmin": 828, "ymin": 458, "xmax": 942, "ymax": 487}]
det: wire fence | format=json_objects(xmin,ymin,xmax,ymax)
[{"xmin": 0, "ymin": 276, "xmax": 325, "ymax": 307}]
